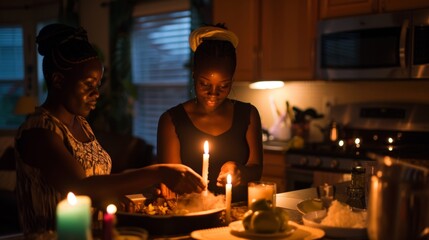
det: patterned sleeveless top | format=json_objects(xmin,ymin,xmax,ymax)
[
  {"xmin": 168, "ymin": 100, "xmax": 252, "ymax": 202},
  {"xmin": 15, "ymin": 107, "xmax": 111, "ymax": 235}
]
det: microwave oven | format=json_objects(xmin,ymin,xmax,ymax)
[{"xmin": 317, "ymin": 8, "xmax": 429, "ymax": 80}]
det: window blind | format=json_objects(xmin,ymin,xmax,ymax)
[
  {"xmin": 0, "ymin": 26, "xmax": 25, "ymax": 129},
  {"xmin": 131, "ymin": 10, "xmax": 191, "ymax": 151},
  {"xmin": 0, "ymin": 26, "xmax": 24, "ymax": 81}
]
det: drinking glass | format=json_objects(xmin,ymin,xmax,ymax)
[{"xmin": 248, "ymin": 181, "xmax": 276, "ymax": 208}]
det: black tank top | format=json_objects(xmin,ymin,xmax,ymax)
[{"xmin": 168, "ymin": 100, "xmax": 251, "ymax": 202}]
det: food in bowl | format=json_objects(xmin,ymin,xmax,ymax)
[
  {"xmin": 320, "ymin": 200, "xmax": 367, "ymax": 228},
  {"xmin": 302, "ymin": 200, "xmax": 368, "ymax": 239},
  {"xmin": 241, "ymin": 199, "xmax": 289, "ymax": 234},
  {"xmin": 127, "ymin": 192, "xmax": 225, "ymax": 216}
]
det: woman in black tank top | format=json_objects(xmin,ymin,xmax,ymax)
[{"xmin": 157, "ymin": 24, "xmax": 263, "ymax": 202}]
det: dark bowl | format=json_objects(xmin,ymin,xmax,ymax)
[{"xmin": 115, "ymin": 208, "xmax": 225, "ymax": 236}]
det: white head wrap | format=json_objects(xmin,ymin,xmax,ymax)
[{"xmin": 189, "ymin": 26, "xmax": 239, "ymax": 52}]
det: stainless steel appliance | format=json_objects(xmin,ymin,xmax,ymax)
[
  {"xmin": 317, "ymin": 8, "xmax": 429, "ymax": 80},
  {"xmin": 368, "ymin": 155, "xmax": 429, "ymax": 240},
  {"xmin": 285, "ymin": 102, "xmax": 429, "ymax": 191}
]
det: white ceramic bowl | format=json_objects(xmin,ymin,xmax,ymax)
[{"xmin": 302, "ymin": 209, "xmax": 368, "ymax": 239}]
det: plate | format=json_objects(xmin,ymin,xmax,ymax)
[
  {"xmin": 302, "ymin": 209, "xmax": 368, "ymax": 239},
  {"xmin": 229, "ymin": 220, "xmax": 296, "ymax": 239},
  {"xmin": 191, "ymin": 221, "xmax": 325, "ymax": 240},
  {"xmin": 296, "ymin": 199, "xmax": 325, "ymax": 215}
]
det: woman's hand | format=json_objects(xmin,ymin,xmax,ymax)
[
  {"xmin": 159, "ymin": 164, "xmax": 206, "ymax": 195},
  {"xmin": 217, "ymin": 161, "xmax": 243, "ymax": 187},
  {"xmin": 158, "ymin": 183, "xmax": 177, "ymax": 199}
]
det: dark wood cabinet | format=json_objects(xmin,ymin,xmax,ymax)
[
  {"xmin": 261, "ymin": 150, "xmax": 287, "ymax": 193},
  {"xmin": 213, "ymin": 0, "xmax": 318, "ymax": 81},
  {"xmin": 320, "ymin": 0, "xmax": 429, "ymax": 19}
]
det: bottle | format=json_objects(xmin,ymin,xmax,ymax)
[
  {"xmin": 346, "ymin": 166, "xmax": 366, "ymax": 209},
  {"xmin": 329, "ymin": 121, "xmax": 338, "ymax": 142}
]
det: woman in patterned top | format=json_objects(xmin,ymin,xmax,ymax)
[
  {"xmin": 157, "ymin": 24, "xmax": 263, "ymax": 202},
  {"xmin": 15, "ymin": 23, "xmax": 205, "ymax": 235}
]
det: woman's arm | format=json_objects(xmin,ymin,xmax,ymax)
[
  {"xmin": 242, "ymin": 105, "xmax": 264, "ymax": 182},
  {"xmin": 217, "ymin": 105, "xmax": 263, "ymax": 186},
  {"xmin": 157, "ymin": 111, "xmax": 182, "ymax": 164},
  {"xmin": 17, "ymin": 128, "xmax": 204, "ymax": 204}
]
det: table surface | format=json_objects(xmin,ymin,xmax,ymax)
[{"xmin": 0, "ymin": 183, "xmax": 352, "ymax": 240}]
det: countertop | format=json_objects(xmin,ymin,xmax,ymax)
[{"xmin": 0, "ymin": 183, "xmax": 352, "ymax": 240}]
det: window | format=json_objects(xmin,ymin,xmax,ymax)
[
  {"xmin": 0, "ymin": 26, "xmax": 25, "ymax": 129},
  {"xmin": 131, "ymin": 9, "xmax": 191, "ymax": 150}
]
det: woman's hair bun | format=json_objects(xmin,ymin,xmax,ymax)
[{"xmin": 36, "ymin": 23, "xmax": 87, "ymax": 56}]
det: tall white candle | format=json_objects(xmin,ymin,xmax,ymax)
[
  {"xmin": 202, "ymin": 140, "xmax": 209, "ymax": 193},
  {"xmin": 225, "ymin": 174, "xmax": 232, "ymax": 223},
  {"xmin": 57, "ymin": 192, "xmax": 92, "ymax": 240}
]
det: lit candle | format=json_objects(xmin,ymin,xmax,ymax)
[
  {"xmin": 56, "ymin": 192, "xmax": 92, "ymax": 240},
  {"xmin": 202, "ymin": 140, "xmax": 209, "ymax": 194},
  {"xmin": 104, "ymin": 204, "xmax": 117, "ymax": 240},
  {"xmin": 225, "ymin": 174, "xmax": 232, "ymax": 223}
]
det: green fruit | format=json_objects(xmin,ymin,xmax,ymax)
[
  {"xmin": 242, "ymin": 210, "xmax": 253, "ymax": 230},
  {"xmin": 250, "ymin": 210, "xmax": 281, "ymax": 234},
  {"xmin": 249, "ymin": 199, "xmax": 272, "ymax": 212},
  {"xmin": 274, "ymin": 207, "xmax": 290, "ymax": 231}
]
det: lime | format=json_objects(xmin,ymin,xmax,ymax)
[
  {"xmin": 273, "ymin": 207, "xmax": 290, "ymax": 231},
  {"xmin": 242, "ymin": 210, "xmax": 253, "ymax": 230},
  {"xmin": 250, "ymin": 210, "xmax": 281, "ymax": 234},
  {"xmin": 249, "ymin": 199, "xmax": 272, "ymax": 212}
]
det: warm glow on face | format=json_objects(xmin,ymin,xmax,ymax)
[
  {"xmin": 227, "ymin": 174, "xmax": 232, "ymax": 184},
  {"xmin": 204, "ymin": 140, "xmax": 209, "ymax": 154},
  {"xmin": 67, "ymin": 192, "xmax": 77, "ymax": 205},
  {"xmin": 106, "ymin": 204, "xmax": 117, "ymax": 214}
]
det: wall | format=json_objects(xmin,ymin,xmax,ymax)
[
  {"xmin": 231, "ymin": 80, "xmax": 429, "ymax": 141},
  {"xmin": 79, "ymin": 1, "xmax": 109, "ymax": 75}
]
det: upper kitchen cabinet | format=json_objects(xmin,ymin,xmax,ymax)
[
  {"xmin": 320, "ymin": 0, "xmax": 429, "ymax": 19},
  {"xmin": 213, "ymin": 0, "xmax": 318, "ymax": 81}
]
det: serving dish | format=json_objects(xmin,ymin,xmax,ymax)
[
  {"xmin": 116, "ymin": 208, "xmax": 225, "ymax": 236},
  {"xmin": 302, "ymin": 209, "xmax": 368, "ymax": 239}
]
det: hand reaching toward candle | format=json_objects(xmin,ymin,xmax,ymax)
[
  {"xmin": 159, "ymin": 164, "xmax": 206, "ymax": 195},
  {"xmin": 217, "ymin": 161, "xmax": 242, "ymax": 187}
]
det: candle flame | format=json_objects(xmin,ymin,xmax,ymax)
[
  {"xmin": 204, "ymin": 140, "xmax": 209, "ymax": 154},
  {"xmin": 227, "ymin": 174, "xmax": 232, "ymax": 184},
  {"xmin": 106, "ymin": 204, "xmax": 117, "ymax": 214},
  {"xmin": 67, "ymin": 192, "xmax": 77, "ymax": 206}
]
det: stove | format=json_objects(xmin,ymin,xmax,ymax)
[{"xmin": 285, "ymin": 102, "xmax": 429, "ymax": 191}]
